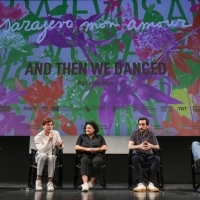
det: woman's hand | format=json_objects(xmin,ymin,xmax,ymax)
[
  {"xmin": 85, "ymin": 148, "xmax": 99, "ymax": 153},
  {"xmin": 91, "ymin": 148, "xmax": 99, "ymax": 153},
  {"xmin": 85, "ymin": 148, "xmax": 92, "ymax": 152}
]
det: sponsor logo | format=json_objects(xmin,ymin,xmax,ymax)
[
  {"xmin": 142, "ymin": 106, "xmax": 156, "ymax": 111},
  {"xmin": 178, "ymin": 107, "xmax": 187, "ymax": 111},
  {"xmin": 161, "ymin": 106, "xmax": 173, "ymax": 112},
  {"xmin": 0, "ymin": 106, "xmax": 11, "ymax": 112},
  {"xmin": 193, "ymin": 106, "xmax": 200, "ymax": 112}
]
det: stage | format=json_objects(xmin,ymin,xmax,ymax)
[{"xmin": 0, "ymin": 184, "xmax": 199, "ymax": 200}]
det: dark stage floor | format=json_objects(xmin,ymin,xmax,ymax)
[{"xmin": 0, "ymin": 184, "xmax": 200, "ymax": 200}]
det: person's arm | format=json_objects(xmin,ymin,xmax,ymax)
[
  {"xmin": 128, "ymin": 131, "xmax": 143, "ymax": 150},
  {"xmin": 145, "ymin": 131, "xmax": 160, "ymax": 150},
  {"xmin": 147, "ymin": 143, "xmax": 160, "ymax": 150},
  {"xmin": 75, "ymin": 135, "xmax": 91, "ymax": 152},
  {"xmin": 128, "ymin": 140, "xmax": 143, "ymax": 150},
  {"xmin": 91, "ymin": 136, "xmax": 107, "ymax": 153},
  {"xmin": 146, "ymin": 134, "xmax": 160, "ymax": 150},
  {"xmin": 75, "ymin": 145, "xmax": 90, "ymax": 151},
  {"xmin": 55, "ymin": 131, "xmax": 64, "ymax": 149},
  {"xmin": 99, "ymin": 136, "xmax": 107, "ymax": 152},
  {"xmin": 98, "ymin": 144, "xmax": 107, "ymax": 152},
  {"xmin": 34, "ymin": 134, "xmax": 52, "ymax": 153}
]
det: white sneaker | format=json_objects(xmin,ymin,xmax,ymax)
[
  {"xmin": 88, "ymin": 182, "xmax": 93, "ymax": 189},
  {"xmin": 133, "ymin": 183, "xmax": 146, "ymax": 192},
  {"xmin": 147, "ymin": 182, "xmax": 159, "ymax": 192},
  {"xmin": 47, "ymin": 182, "xmax": 54, "ymax": 191},
  {"xmin": 81, "ymin": 183, "xmax": 89, "ymax": 192},
  {"xmin": 35, "ymin": 180, "xmax": 42, "ymax": 191}
]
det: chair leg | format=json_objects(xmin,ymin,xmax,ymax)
[
  {"xmin": 28, "ymin": 166, "xmax": 37, "ymax": 188},
  {"xmin": 96, "ymin": 165, "xmax": 107, "ymax": 189},
  {"xmin": 191, "ymin": 164, "xmax": 200, "ymax": 191},
  {"xmin": 191, "ymin": 163, "xmax": 196, "ymax": 191},
  {"xmin": 102, "ymin": 166, "xmax": 107, "ymax": 188},
  {"xmin": 156, "ymin": 171, "xmax": 164, "ymax": 191},
  {"xmin": 160, "ymin": 166, "xmax": 164, "ymax": 191},
  {"xmin": 28, "ymin": 166, "xmax": 33, "ymax": 188},
  {"xmin": 52, "ymin": 178, "xmax": 60, "ymax": 188},
  {"xmin": 128, "ymin": 166, "xmax": 133, "ymax": 190},
  {"xmin": 58, "ymin": 165, "xmax": 63, "ymax": 188},
  {"xmin": 73, "ymin": 166, "xmax": 81, "ymax": 189},
  {"xmin": 96, "ymin": 170, "xmax": 107, "ymax": 188}
]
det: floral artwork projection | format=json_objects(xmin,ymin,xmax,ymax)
[{"xmin": 0, "ymin": 0, "xmax": 200, "ymax": 136}]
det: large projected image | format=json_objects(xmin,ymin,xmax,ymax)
[{"xmin": 0, "ymin": 0, "xmax": 200, "ymax": 136}]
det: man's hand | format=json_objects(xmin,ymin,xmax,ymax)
[
  {"xmin": 57, "ymin": 140, "xmax": 64, "ymax": 147},
  {"xmin": 140, "ymin": 141, "xmax": 152, "ymax": 150},
  {"xmin": 48, "ymin": 133, "xmax": 54, "ymax": 142}
]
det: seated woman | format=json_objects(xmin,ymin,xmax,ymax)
[{"xmin": 75, "ymin": 120, "xmax": 107, "ymax": 192}]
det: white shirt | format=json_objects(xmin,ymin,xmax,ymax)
[{"xmin": 34, "ymin": 130, "xmax": 64, "ymax": 155}]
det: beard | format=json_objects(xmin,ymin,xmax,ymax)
[{"xmin": 139, "ymin": 128, "xmax": 146, "ymax": 133}]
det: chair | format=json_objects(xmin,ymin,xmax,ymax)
[
  {"xmin": 28, "ymin": 147, "xmax": 63, "ymax": 189},
  {"xmin": 190, "ymin": 148, "xmax": 200, "ymax": 191},
  {"xmin": 128, "ymin": 149, "xmax": 164, "ymax": 191},
  {"xmin": 73, "ymin": 151, "xmax": 107, "ymax": 189}
]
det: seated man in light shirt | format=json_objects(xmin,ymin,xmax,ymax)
[{"xmin": 34, "ymin": 117, "xmax": 64, "ymax": 191}]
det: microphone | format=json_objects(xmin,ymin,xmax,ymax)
[
  {"xmin": 50, "ymin": 130, "xmax": 54, "ymax": 141},
  {"xmin": 50, "ymin": 130, "xmax": 56, "ymax": 155}
]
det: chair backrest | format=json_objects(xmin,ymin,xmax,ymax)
[{"xmin": 55, "ymin": 148, "xmax": 63, "ymax": 166}]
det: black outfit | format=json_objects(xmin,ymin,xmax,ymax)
[
  {"xmin": 130, "ymin": 129, "xmax": 160, "ymax": 183},
  {"xmin": 76, "ymin": 134, "xmax": 106, "ymax": 177}
]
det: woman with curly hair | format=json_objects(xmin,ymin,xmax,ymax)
[{"xmin": 75, "ymin": 120, "xmax": 107, "ymax": 192}]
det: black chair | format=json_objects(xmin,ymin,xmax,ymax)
[
  {"xmin": 73, "ymin": 151, "xmax": 107, "ymax": 189},
  {"xmin": 28, "ymin": 148, "xmax": 63, "ymax": 189},
  {"xmin": 128, "ymin": 149, "xmax": 164, "ymax": 191},
  {"xmin": 190, "ymin": 148, "xmax": 200, "ymax": 191}
]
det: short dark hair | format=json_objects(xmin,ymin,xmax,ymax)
[
  {"xmin": 84, "ymin": 120, "xmax": 99, "ymax": 134},
  {"xmin": 138, "ymin": 117, "xmax": 149, "ymax": 126},
  {"xmin": 42, "ymin": 118, "xmax": 54, "ymax": 126}
]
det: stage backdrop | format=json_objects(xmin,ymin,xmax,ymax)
[{"xmin": 0, "ymin": 0, "xmax": 200, "ymax": 136}]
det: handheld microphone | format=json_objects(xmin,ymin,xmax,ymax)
[
  {"xmin": 50, "ymin": 130, "xmax": 54, "ymax": 141},
  {"xmin": 50, "ymin": 130, "xmax": 56, "ymax": 155}
]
